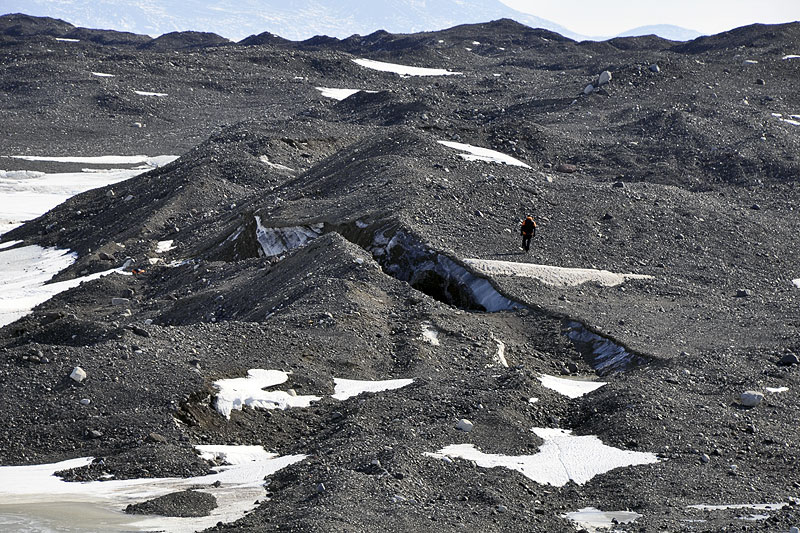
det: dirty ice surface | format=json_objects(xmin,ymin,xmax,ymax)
[
  {"xmin": 258, "ymin": 155, "xmax": 295, "ymax": 172},
  {"xmin": 213, "ymin": 369, "xmax": 321, "ymax": 419},
  {"xmin": 332, "ymin": 378, "xmax": 415, "ymax": 401},
  {"xmin": 437, "ymin": 141, "xmax": 531, "ymax": 168},
  {"xmin": 421, "ymin": 323, "xmax": 441, "ymax": 346},
  {"xmin": 0, "ymin": 445, "xmax": 305, "ymax": 533},
  {"xmin": 426, "ymin": 428, "xmax": 658, "ymax": 487},
  {"xmin": 254, "ymin": 217, "xmax": 324, "ymax": 257},
  {"xmin": 0, "ymin": 155, "xmax": 177, "ymax": 234},
  {"xmin": 539, "ymin": 374, "xmax": 608, "ymax": 398},
  {"xmin": 463, "ymin": 259, "xmax": 652, "ymax": 287},
  {"xmin": 492, "ymin": 336, "xmax": 509, "ymax": 367},
  {"xmin": 564, "ymin": 507, "xmax": 642, "ymax": 531},
  {"xmin": 352, "ymin": 58, "xmax": 462, "ymax": 77},
  {"xmin": 0, "ymin": 245, "xmax": 125, "ymax": 327}
]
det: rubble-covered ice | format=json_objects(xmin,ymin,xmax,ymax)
[
  {"xmin": 352, "ymin": 58, "xmax": 462, "ymax": 77},
  {"xmin": 0, "ymin": 445, "xmax": 305, "ymax": 533},
  {"xmin": 564, "ymin": 321, "xmax": 647, "ymax": 374},
  {"xmin": 213, "ymin": 369, "xmax": 321, "ymax": 419},
  {"xmin": 539, "ymin": 374, "xmax": 607, "ymax": 398},
  {"xmin": 438, "ymin": 141, "xmax": 531, "ymax": 168},
  {"xmin": 254, "ymin": 216, "xmax": 324, "ymax": 257},
  {"xmin": 463, "ymin": 259, "xmax": 652, "ymax": 287},
  {"xmin": 332, "ymin": 378, "xmax": 414, "ymax": 401},
  {"xmin": 426, "ymin": 428, "xmax": 658, "ymax": 486}
]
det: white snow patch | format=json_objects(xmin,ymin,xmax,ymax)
[
  {"xmin": 7, "ymin": 154, "xmax": 177, "ymax": 166},
  {"xmin": 91, "ymin": 72, "xmax": 115, "ymax": 77},
  {"xmin": 213, "ymin": 369, "xmax": 321, "ymax": 419},
  {"xmin": 258, "ymin": 155, "xmax": 295, "ymax": 172},
  {"xmin": 472, "ymin": 41, "xmax": 481, "ymax": 45},
  {"xmin": 539, "ymin": 374, "xmax": 607, "ymax": 399},
  {"xmin": 156, "ymin": 240, "xmax": 175, "ymax": 253},
  {"xmin": 463, "ymin": 259, "xmax": 652, "ymax": 287},
  {"xmin": 688, "ymin": 503, "xmax": 788, "ymax": 511},
  {"xmin": 352, "ymin": 58, "xmax": 462, "ymax": 77},
  {"xmin": 564, "ymin": 507, "xmax": 642, "ymax": 531},
  {"xmin": 253, "ymin": 216, "xmax": 323, "ymax": 257},
  {"xmin": 426, "ymin": 427, "xmax": 658, "ymax": 487},
  {"xmin": 793, "ymin": 278, "xmax": 800, "ymax": 289},
  {"xmin": 780, "ymin": 118, "xmax": 800, "ymax": 126},
  {"xmin": 528, "ymin": 397, "xmax": 539, "ymax": 404},
  {"xmin": 765, "ymin": 386, "xmax": 789, "ymax": 393},
  {"xmin": 54, "ymin": 38, "xmax": 80, "ymax": 42},
  {"xmin": 0, "ymin": 446, "xmax": 305, "ymax": 532},
  {"xmin": 0, "ymin": 245, "xmax": 125, "ymax": 327},
  {"xmin": 0, "ymin": 240, "xmax": 21, "ymax": 250},
  {"xmin": 422, "ymin": 323, "xmax": 441, "ymax": 346},
  {"xmin": 438, "ymin": 141, "xmax": 531, "ymax": 168},
  {"xmin": 133, "ymin": 90, "xmax": 168, "ymax": 97},
  {"xmin": 332, "ymin": 377, "xmax": 414, "ymax": 401},
  {"xmin": 783, "ymin": 55, "xmax": 800, "ymax": 59},
  {"xmin": 316, "ymin": 87, "xmax": 361, "ymax": 100}
]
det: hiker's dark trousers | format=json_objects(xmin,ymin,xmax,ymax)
[{"xmin": 522, "ymin": 234, "xmax": 532, "ymax": 251}]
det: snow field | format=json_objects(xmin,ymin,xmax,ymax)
[
  {"xmin": 438, "ymin": 140, "xmax": 531, "ymax": 168},
  {"xmin": 352, "ymin": 58, "xmax": 462, "ymax": 77},
  {"xmin": 538, "ymin": 374, "xmax": 608, "ymax": 398}
]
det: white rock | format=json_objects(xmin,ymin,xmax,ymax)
[
  {"xmin": 80, "ymin": 398, "xmax": 91, "ymax": 405},
  {"xmin": 111, "ymin": 297, "xmax": 130, "ymax": 306},
  {"xmin": 456, "ymin": 419, "xmax": 474, "ymax": 432},
  {"xmin": 583, "ymin": 84, "xmax": 594, "ymax": 95},
  {"xmin": 598, "ymin": 71, "xmax": 612, "ymax": 85},
  {"xmin": 789, "ymin": 527, "xmax": 799, "ymax": 533},
  {"xmin": 70, "ymin": 367, "xmax": 87, "ymax": 383},
  {"xmin": 740, "ymin": 391, "xmax": 764, "ymax": 407}
]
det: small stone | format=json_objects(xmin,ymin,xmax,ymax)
[
  {"xmin": 455, "ymin": 419, "xmax": 474, "ymax": 432},
  {"xmin": 612, "ymin": 181, "xmax": 625, "ymax": 188},
  {"xmin": 649, "ymin": 64, "xmax": 660, "ymax": 73},
  {"xmin": 740, "ymin": 391, "xmax": 764, "ymax": 407},
  {"xmin": 556, "ymin": 163, "xmax": 577, "ymax": 174},
  {"xmin": 98, "ymin": 252, "xmax": 114, "ymax": 261},
  {"xmin": 602, "ymin": 213, "xmax": 614, "ymax": 221},
  {"xmin": 316, "ymin": 483, "xmax": 326, "ymax": 493},
  {"xmin": 70, "ymin": 367, "xmax": 87, "ymax": 383},
  {"xmin": 598, "ymin": 71, "xmax": 612, "ymax": 85},
  {"xmin": 112, "ymin": 297, "xmax": 131, "ymax": 306},
  {"xmin": 778, "ymin": 353, "xmax": 799, "ymax": 366},
  {"xmin": 147, "ymin": 432, "xmax": 168, "ymax": 444},
  {"xmin": 735, "ymin": 289, "xmax": 752, "ymax": 298},
  {"xmin": 80, "ymin": 398, "xmax": 91, "ymax": 406},
  {"xmin": 789, "ymin": 527, "xmax": 799, "ymax": 533},
  {"xmin": 755, "ymin": 78, "xmax": 765, "ymax": 85},
  {"xmin": 728, "ymin": 464, "xmax": 739, "ymax": 475},
  {"xmin": 87, "ymin": 429, "xmax": 103, "ymax": 439},
  {"xmin": 700, "ymin": 454, "xmax": 710, "ymax": 464},
  {"xmin": 496, "ymin": 505, "xmax": 508, "ymax": 513},
  {"xmin": 751, "ymin": 204, "xmax": 761, "ymax": 210},
  {"xmin": 583, "ymin": 84, "xmax": 594, "ymax": 95},
  {"xmin": 129, "ymin": 325, "xmax": 150, "ymax": 338}
]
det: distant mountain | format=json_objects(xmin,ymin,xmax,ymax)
[
  {"xmin": 0, "ymin": 0, "xmax": 585, "ymax": 41},
  {"xmin": 616, "ymin": 24, "xmax": 702, "ymax": 41}
]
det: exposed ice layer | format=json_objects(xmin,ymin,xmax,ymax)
[
  {"xmin": 213, "ymin": 369, "xmax": 321, "ymax": 419},
  {"xmin": 0, "ymin": 446, "xmax": 305, "ymax": 533},
  {"xmin": 254, "ymin": 216, "xmax": 324, "ymax": 258},
  {"xmin": 438, "ymin": 141, "xmax": 531, "ymax": 168},
  {"xmin": 7, "ymin": 155, "xmax": 177, "ymax": 166},
  {"xmin": 156, "ymin": 240, "xmax": 175, "ymax": 253},
  {"xmin": 421, "ymin": 323, "xmax": 441, "ymax": 345},
  {"xmin": 539, "ymin": 374, "xmax": 607, "ymax": 398},
  {"xmin": 688, "ymin": 503, "xmax": 788, "ymax": 511},
  {"xmin": 55, "ymin": 38, "xmax": 80, "ymax": 42},
  {"xmin": 0, "ymin": 245, "xmax": 125, "ymax": 327},
  {"xmin": 426, "ymin": 428, "xmax": 659, "ymax": 487},
  {"xmin": 91, "ymin": 72, "xmax": 115, "ymax": 77},
  {"xmin": 564, "ymin": 507, "xmax": 643, "ymax": 531},
  {"xmin": 783, "ymin": 55, "xmax": 800, "ymax": 59},
  {"xmin": 352, "ymin": 58, "xmax": 462, "ymax": 77},
  {"xmin": 564, "ymin": 321, "xmax": 648, "ymax": 375},
  {"xmin": 258, "ymin": 155, "xmax": 295, "ymax": 172},
  {"xmin": 133, "ymin": 90, "xmax": 168, "ymax": 97},
  {"xmin": 463, "ymin": 259, "xmax": 652, "ymax": 287},
  {"xmin": 332, "ymin": 378, "xmax": 414, "ymax": 401},
  {"xmin": 793, "ymin": 278, "xmax": 800, "ymax": 289},
  {"xmin": 377, "ymin": 231, "xmax": 519, "ymax": 312},
  {"xmin": 316, "ymin": 87, "xmax": 361, "ymax": 100}
]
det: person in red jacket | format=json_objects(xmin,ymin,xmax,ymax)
[{"xmin": 520, "ymin": 215, "xmax": 537, "ymax": 252}]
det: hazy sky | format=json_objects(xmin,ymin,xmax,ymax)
[{"xmin": 499, "ymin": 0, "xmax": 799, "ymax": 36}]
